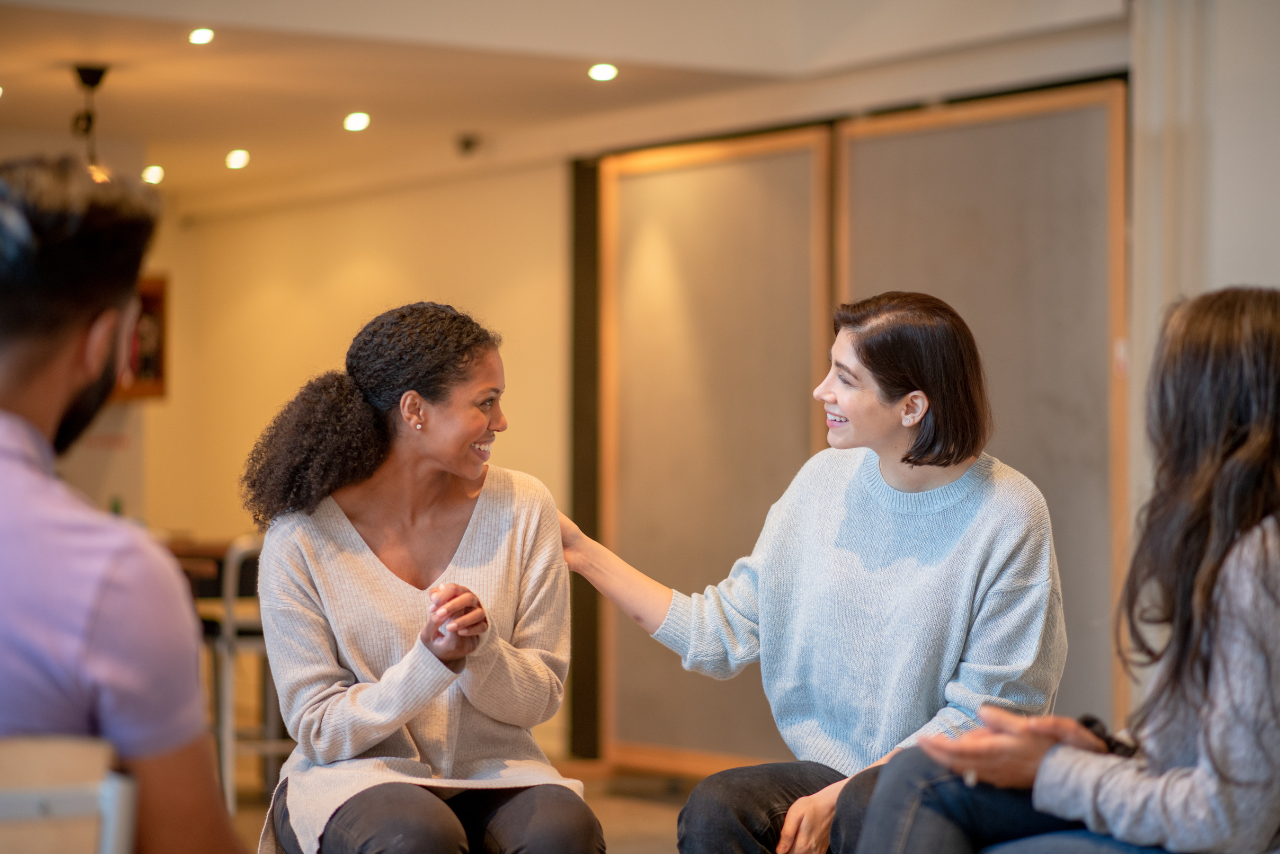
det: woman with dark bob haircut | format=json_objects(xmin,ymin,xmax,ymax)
[
  {"xmin": 560, "ymin": 291, "xmax": 1068, "ymax": 854},
  {"xmin": 854, "ymin": 287, "xmax": 1280, "ymax": 854},
  {"xmin": 242, "ymin": 303, "xmax": 603, "ymax": 854}
]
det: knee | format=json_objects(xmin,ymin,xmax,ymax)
[
  {"xmin": 680, "ymin": 771, "xmax": 739, "ymax": 833},
  {"xmin": 521, "ymin": 797, "xmax": 604, "ymax": 854},
  {"xmin": 878, "ymin": 747, "xmax": 949, "ymax": 792},
  {"xmin": 322, "ymin": 784, "xmax": 465, "ymax": 854}
]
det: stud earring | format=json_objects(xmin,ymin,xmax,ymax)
[{"xmin": 415, "ymin": 423, "xmax": 423, "ymax": 431}]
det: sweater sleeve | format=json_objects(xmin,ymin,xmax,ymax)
[
  {"xmin": 259, "ymin": 529, "xmax": 460, "ymax": 766},
  {"xmin": 651, "ymin": 506, "xmax": 778, "ymax": 680},
  {"xmin": 455, "ymin": 491, "xmax": 570, "ymax": 728},
  {"xmin": 897, "ymin": 514, "xmax": 1068, "ymax": 748},
  {"xmin": 1031, "ymin": 524, "xmax": 1280, "ymax": 853}
]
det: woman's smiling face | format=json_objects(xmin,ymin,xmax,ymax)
[
  {"xmin": 415, "ymin": 348, "xmax": 507, "ymax": 479},
  {"xmin": 813, "ymin": 329, "xmax": 911, "ymax": 453}
]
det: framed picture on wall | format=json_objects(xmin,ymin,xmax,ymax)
[{"xmin": 112, "ymin": 275, "xmax": 166, "ymax": 400}]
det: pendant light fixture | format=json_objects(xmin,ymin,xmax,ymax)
[{"xmin": 71, "ymin": 65, "xmax": 110, "ymax": 180}]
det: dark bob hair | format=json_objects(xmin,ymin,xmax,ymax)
[
  {"xmin": 834, "ymin": 292, "xmax": 992, "ymax": 467},
  {"xmin": 241, "ymin": 302, "xmax": 500, "ymax": 529}
]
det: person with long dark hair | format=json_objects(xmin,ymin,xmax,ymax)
[
  {"xmin": 854, "ymin": 286, "xmax": 1280, "ymax": 854},
  {"xmin": 559, "ymin": 292, "xmax": 1069, "ymax": 854},
  {"xmin": 243, "ymin": 303, "xmax": 603, "ymax": 854}
]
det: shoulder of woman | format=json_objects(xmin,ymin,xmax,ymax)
[
  {"xmin": 1218, "ymin": 516, "xmax": 1280, "ymax": 616},
  {"xmin": 975, "ymin": 456, "xmax": 1052, "ymax": 523},
  {"xmin": 489, "ymin": 466, "xmax": 558, "ymax": 514}
]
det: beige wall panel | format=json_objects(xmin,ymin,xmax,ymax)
[
  {"xmin": 842, "ymin": 102, "xmax": 1116, "ymax": 723},
  {"xmin": 611, "ymin": 147, "xmax": 821, "ymax": 759}
]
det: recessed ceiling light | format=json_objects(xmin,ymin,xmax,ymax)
[
  {"xmin": 225, "ymin": 150, "xmax": 249, "ymax": 169},
  {"xmin": 141, "ymin": 165, "xmax": 165, "ymax": 184},
  {"xmin": 189, "ymin": 28, "xmax": 214, "ymax": 44},
  {"xmin": 344, "ymin": 112, "xmax": 370, "ymax": 132},
  {"xmin": 589, "ymin": 63, "xmax": 618, "ymax": 81}
]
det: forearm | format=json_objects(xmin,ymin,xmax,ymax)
[
  {"xmin": 286, "ymin": 639, "xmax": 459, "ymax": 764},
  {"xmin": 125, "ymin": 735, "xmax": 248, "ymax": 854},
  {"xmin": 571, "ymin": 535, "xmax": 674, "ymax": 634},
  {"xmin": 459, "ymin": 635, "xmax": 565, "ymax": 728}
]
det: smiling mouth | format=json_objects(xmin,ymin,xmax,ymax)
[
  {"xmin": 471, "ymin": 441, "xmax": 493, "ymax": 453},
  {"xmin": 826, "ymin": 412, "xmax": 848, "ymax": 424}
]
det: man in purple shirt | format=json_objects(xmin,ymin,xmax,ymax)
[{"xmin": 0, "ymin": 157, "xmax": 245, "ymax": 853}]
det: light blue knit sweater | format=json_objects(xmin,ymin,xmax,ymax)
[{"xmin": 652, "ymin": 448, "xmax": 1067, "ymax": 776}]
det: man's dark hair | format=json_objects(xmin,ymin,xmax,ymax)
[
  {"xmin": 0, "ymin": 156, "xmax": 159, "ymax": 344},
  {"xmin": 834, "ymin": 291, "xmax": 992, "ymax": 467}
]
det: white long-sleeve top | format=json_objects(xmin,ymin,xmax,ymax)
[
  {"xmin": 1034, "ymin": 517, "xmax": 1280, "ymax": 853},
  {"xmin": 653, "ymin": 448, "xmax": 1068, "ymax": 775},
  {"xmin": 256, "ymin": 467, "xmax": 579, "ymax": 854}
]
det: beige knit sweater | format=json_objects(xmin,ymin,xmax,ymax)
[{"xmin": 256, "ymin": 467, "xmax": 580, "ymax": 854}]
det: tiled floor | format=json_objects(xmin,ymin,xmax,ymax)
[{"xmin": 233, "ymin": 776, "xmax": 687, "ymax": 854}]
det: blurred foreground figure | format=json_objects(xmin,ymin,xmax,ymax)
[{"xmin": 0, "ymin": 157, "xmax": 246, "ymax": 854}]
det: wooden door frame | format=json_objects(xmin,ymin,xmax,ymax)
[
  {"xmin": 596, "ymin": 126, "xmax": 833, "ymax": 776},
  {"xmin": 835, "ymin": 79, "xmax": 1132, "ymax": 726}
]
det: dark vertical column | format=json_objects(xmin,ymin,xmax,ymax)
[{"xmin": 568, "ymin": 159, "xmax": 601, "ymax": 758}]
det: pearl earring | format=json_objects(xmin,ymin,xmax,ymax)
[{"xmin": 415, "ymin": 423, "xmax": 423, "ymax": 430}]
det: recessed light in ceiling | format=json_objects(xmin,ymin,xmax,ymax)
[
  {"xmin": 141, "ymin": 165, "xmax": 164, "ymax": 184},
  {"xmin": 589, "ymin": 64, "xmax": 618, "ymax": 81},
  {"xmin": 189, "ymin": 28, "xmax": 214, "ymax": 45},
  {"xmin": 225, "ymin": 149, "xmax": 250, "ymax": 169},
  {"xmin": 344, "ymin": 112, "xmax": 370, "ymax": 132}
]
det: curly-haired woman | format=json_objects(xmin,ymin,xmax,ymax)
[
  {"xmin": 854, "ymin": 287, "xmax": 1280, "ymax": 854},
  {"xmin": 560, "ymin": 292, "xmax": 1068, "ymax": 854},
  {"xmin": 242, "ymin": 303, "xmax": 602, "ymax": 854}
]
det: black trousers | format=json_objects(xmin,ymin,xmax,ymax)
[
  {"xmin": 677, "ymin": 761, "xmax": 882, "ymax": 854},
  {"xmin": 274, "ymin": 779, "xmax": 606, "ymax": 854}
]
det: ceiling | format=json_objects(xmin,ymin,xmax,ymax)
[{"xmin": 0, "ymin": 3, "xmax": 767, "ymax": 193}]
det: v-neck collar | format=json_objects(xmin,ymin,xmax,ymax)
[{"xmin": 321, "ymin": 467, "xmax": 494, "ymax": 592}]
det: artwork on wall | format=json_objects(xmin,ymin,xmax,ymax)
[{"xmin": 112, "ymin": 275, "xmax": 166, "ymax": 400}]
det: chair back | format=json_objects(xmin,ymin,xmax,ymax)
[
  {"xmin": 221, "ymin": 532, "xmax": 265, "ymax": 642},
  {"xmin": 0, "ymin": 737, "xmax": 135, "ymax": 854}
]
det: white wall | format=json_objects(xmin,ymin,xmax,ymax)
[
  {"xmin": 143, "ymin": 164, "xmax": 568, "ymax": 539},
  {"xmin": 1207, "ymin": 0, "xmax": 1280, "ymax": 289}
]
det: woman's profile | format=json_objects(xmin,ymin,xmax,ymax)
[
  {"xmin": 242, "ymin": 302, "xmax": 603, "ymax": 854},
  {"xmin": 560, "ymin": 291, "xmax": 1068, "ymax": 854}
]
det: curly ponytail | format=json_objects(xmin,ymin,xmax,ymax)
[{"xmin": 241, "ymin": 302, "xmax": 500, "ymax": 529}]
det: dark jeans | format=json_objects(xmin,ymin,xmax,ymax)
[
  {"xmin": 678, "ymin": 760, "xmax": 882, "ymax": 854},
  {"xmin": 854, "ymin": 748, "xmax": 1166, "ymax": 854},
  {"xmin": 274, "ymin": 779, "xmax": 605, "ymax": 854}
]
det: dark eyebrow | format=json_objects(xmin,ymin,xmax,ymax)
[
  {"xmin": 476, "ymin": 386, "xmax": 503, "ymax": 396},
  {"xmin": 833, "ymin": 359, "xmax": 858, "ymax": 376}
]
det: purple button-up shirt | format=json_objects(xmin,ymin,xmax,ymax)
[{"xmin": 0, "ymin": 409, "xmax": 205, "ymax": 759}]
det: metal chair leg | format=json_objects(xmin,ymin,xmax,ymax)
[{"xmin": 217, "ymin": 639, "xmax": 237, "ymax": 815}]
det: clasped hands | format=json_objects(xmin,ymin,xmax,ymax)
[
  {"xmin": 917, "ymin": 705, "xmax": 1108, "ymax": 790},
  {"xmin": 418, "ymin": 582, "xmax": 489, "ymax": 663},
  {"xmin": 774, "ymin": 707, "xmax": 1108, "ymax": 854}
]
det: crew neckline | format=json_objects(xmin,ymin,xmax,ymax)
[{"xmin": 857, "ymin": 450, "xmax": 993, "ymax": 515}]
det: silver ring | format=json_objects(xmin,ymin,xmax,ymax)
[{"xmin": 963, "ymin": 768, "xmax": 978, "ymax": 788}]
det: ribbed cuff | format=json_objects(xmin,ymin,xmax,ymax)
[
  {"xmin": 651, "ymin": 590, "xmax": 692, "ymax": 652},
  {"xmin": 401, "ymin": 638, "xmax": 463, "ymax": 699},
  {"xmin": 1032, "ymin": 744, "xmax": 1125, "ymax": 823}
]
